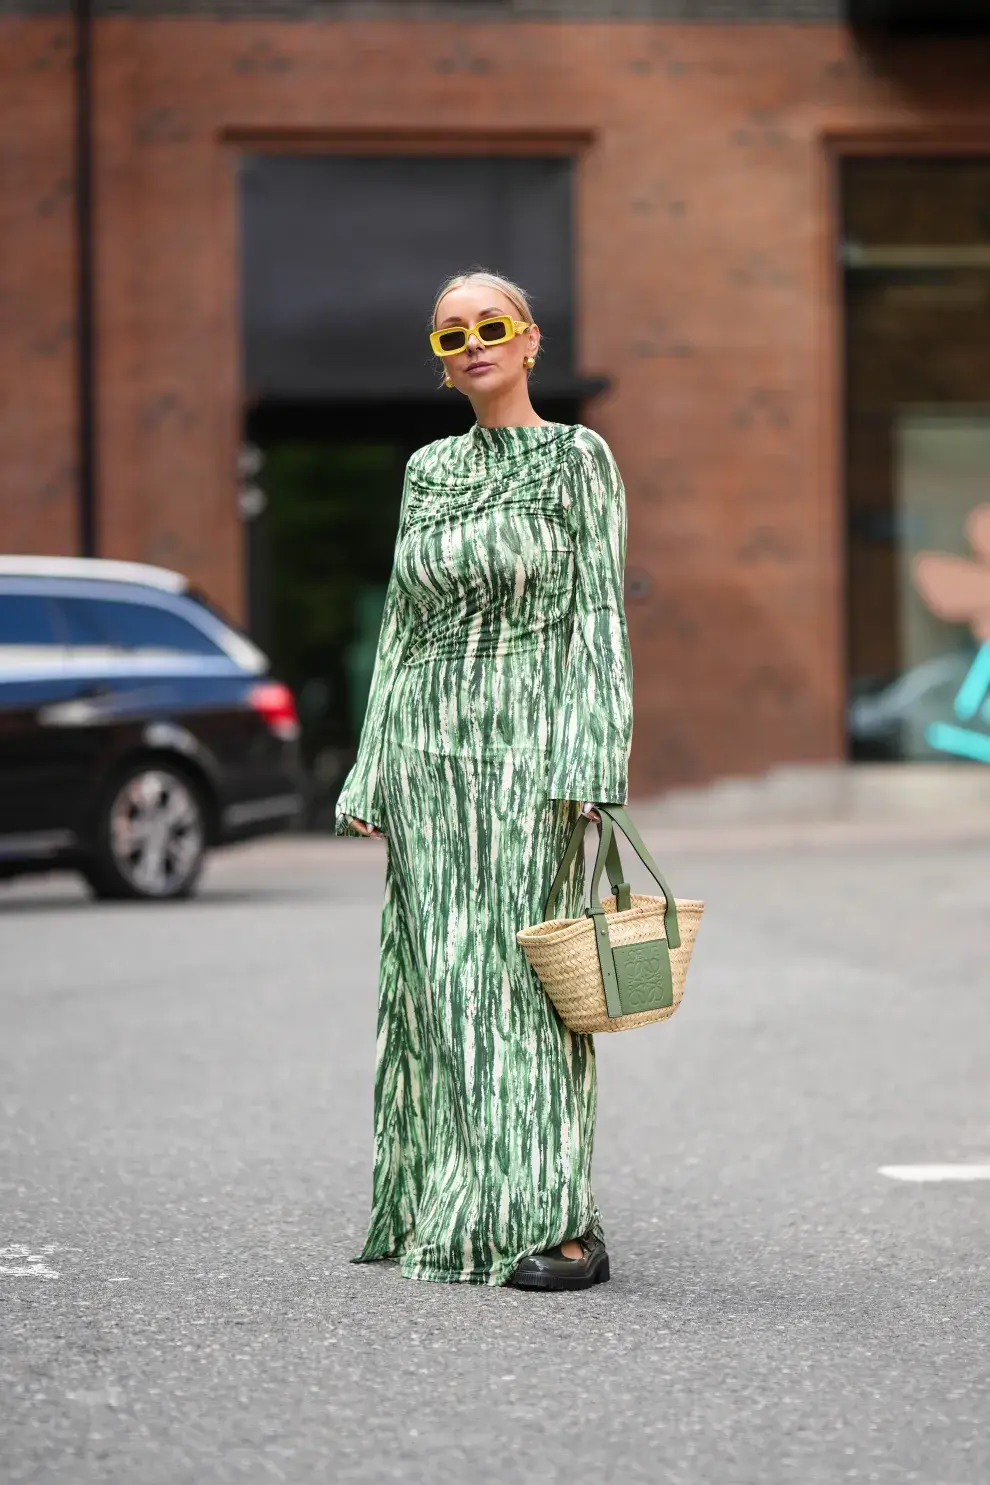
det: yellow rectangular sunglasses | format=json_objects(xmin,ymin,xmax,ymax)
[{"xmin": 429, "ymin": 315, "xmax": 532, "ymax": 358}]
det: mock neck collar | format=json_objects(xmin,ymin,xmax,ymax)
[{"xmin": 472, "ymin": 421, "xmax": 564, "ymax": 453}]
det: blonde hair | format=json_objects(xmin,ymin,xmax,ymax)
[{"xmin": 431, "ymin": 269, "xmax": 535, "ymax": 329}]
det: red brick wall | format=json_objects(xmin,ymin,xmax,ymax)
[
  {"xmin": 4, "ymin": 17, "xmax": 990, "ymax": 792},
  {"xmin": 0, "ymin": 20, "xmax": 76, "ymax": 557}
]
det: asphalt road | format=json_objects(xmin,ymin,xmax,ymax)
[{"xmin": 2, "ymin": 829, "xmax": 988, "ymax": 1485}]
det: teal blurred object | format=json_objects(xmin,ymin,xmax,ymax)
[
  {"xmin": 345, "ymin": 584, "xmax": 387, "ymax": 734},
  {"xmin": 927, "ymin": 642, "xmax": 990, "ymax": 763}
]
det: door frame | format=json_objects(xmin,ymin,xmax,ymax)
[{"xmin": 821, "ymin": 126, "xmax": 990, "ymax": 758}]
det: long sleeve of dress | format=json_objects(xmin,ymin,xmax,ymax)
[
  {"xmin": 546, "ymin": 429, "xmax": 634, "ymax": 805},
  {"xmin": 333, "ymin": 465, "xmax": 414, "ymax": 837}
]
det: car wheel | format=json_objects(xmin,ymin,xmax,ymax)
[{"xmin": 85, "ymin": 763, "xmax": 207, "ymax": 901}]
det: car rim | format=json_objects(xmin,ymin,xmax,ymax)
[{"xmin": 109, "ymin": 770, "xmax": 203, "ymax": 896}]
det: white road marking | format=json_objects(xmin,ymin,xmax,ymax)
[
  {"xmin": 66, "ymin": 1387, "xmax": 124, "ymax": 1410},
  {"xmin": 0, "ymin": 1243, "xmax": 60, "ymax": 1278},
  {"xmin": 879, "ymin": 1164, "xmax": 990, "ymax": 1182}
]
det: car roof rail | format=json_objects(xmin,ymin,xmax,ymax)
[{"xmin": 0, "ymin": 556, "xmax": 187, "ymax": 593}]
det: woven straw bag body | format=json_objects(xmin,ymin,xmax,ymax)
[{"xmin": 517, "ymin": 803, "xmax": 704, "ymax": 1035}]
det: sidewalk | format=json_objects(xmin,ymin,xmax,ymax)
[
  {"xmin": 632, "ymin": 760, "xmax": 990, "ymax": 825},
  {"xmin": 628, "ymin": 761, "xmax": 990, "ymax": 851},
  {"xmin": 214, "ymin": 764, "xmax": 990, "ymax": 880}
]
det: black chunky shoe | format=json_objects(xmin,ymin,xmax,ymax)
[{"xmin": 507, "ymin": 1234, "xmax": 610, "ymax": 1291}]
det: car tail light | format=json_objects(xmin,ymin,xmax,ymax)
[{"xmin": 248, "ymin": 682, "xmax": 300, "ymax": 741}]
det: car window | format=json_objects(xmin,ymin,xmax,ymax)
[
  {"xmin": 56, "ymin": 596, "xmax": 224, "ymax": 657},
  {"xmin": 0, "ymin": 593, "xmax": 61, "ymax": 648}
]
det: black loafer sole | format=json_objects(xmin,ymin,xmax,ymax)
[{"xmin": 507, "ymin": 1250, "xmax": 611, "ymax": 1292}]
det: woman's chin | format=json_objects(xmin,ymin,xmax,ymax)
[{"xmin": 461, "ymin": 369, "xmax": 507, "ymax": 395}]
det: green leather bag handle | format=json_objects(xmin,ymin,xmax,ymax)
[
  {"xmin": 586, "ymin": 804, "xmax": 681, "ymax": 951},
  {"xmin": 583, "ymin": 809, "xmax": 624, "ymax": 1019},
  {"xmin": 543, "ymin": 809, "xmax": 630, "ymax": 920}
]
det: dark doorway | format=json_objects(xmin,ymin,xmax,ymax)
[{"xmin": 238, "ymin": 154, "xmax": 591, "ymax": 827}]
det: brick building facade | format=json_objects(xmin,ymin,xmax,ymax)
[{"xmin": 3, "ymin": 1, "xmax": 990, "ymax": 796}]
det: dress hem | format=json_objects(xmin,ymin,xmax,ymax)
[{"xmin": 350, "ymin": 1211, "xmax": 606, "ymax": 1289}]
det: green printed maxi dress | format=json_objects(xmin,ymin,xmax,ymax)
[{"xmin": 334, "ymin": 421, "xmax": 633, "ymax": 1285}]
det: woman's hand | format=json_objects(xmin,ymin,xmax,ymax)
[
  {"xmin": 348, "ymin": 816, "xmax": 385, "ymax": 838},
  {"xmin": 580, "ymin": 802, "xmax": 602, "ymax": 823}
]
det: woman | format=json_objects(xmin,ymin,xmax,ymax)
[{"xmin": 335, "ymin": 269, "xmax": 633, "ymax": 1289}]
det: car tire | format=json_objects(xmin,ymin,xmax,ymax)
[{"xmin": 84, "ymin": 761, "xmax": 208, "ymax": 902}]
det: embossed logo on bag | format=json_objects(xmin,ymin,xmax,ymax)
[{"xmin": 613, "ymin": 937, "xmax": 674, "ymax": 1015}]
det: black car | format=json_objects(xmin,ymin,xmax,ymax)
[{"xmin": 0, "ymin": 557, "xmax": 304, "ymax": 900}]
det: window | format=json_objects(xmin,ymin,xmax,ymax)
[
  {"xmin": 56, "ymin": 596, "xmax": 223, "ymax": 657},
  {"xmin": 0, "ymin": 593, "xmax": 60, "ymax": 648}
]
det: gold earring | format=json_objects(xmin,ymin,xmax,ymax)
[
  {"xmin": 523, "ymin": 355, "xmax": 535, "ymax": 368},
  {"xmin": 444, "ymin": 374, "xmax": 454, "ymax": 388}
]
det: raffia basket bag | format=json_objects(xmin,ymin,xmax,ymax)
[{"xmin": 517, "ymin": 803, "xmax": 704, "ymax": 1034}]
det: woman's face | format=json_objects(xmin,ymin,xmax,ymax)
[{"xmin": 434, "ymin": 284, "xmax": 540, "ymax": 401}]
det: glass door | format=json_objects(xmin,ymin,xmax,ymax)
[{"xmin": 843, "ymin": 157, "xmax": 990, "ymax": 763}]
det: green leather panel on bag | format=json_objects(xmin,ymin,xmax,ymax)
[{"xmin": 612, "ymin": 937, "xmax": 673, "ymax": 1016}]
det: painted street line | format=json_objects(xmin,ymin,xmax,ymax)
[
  {"xmin": 879, "ymin": 1164, "xmax": 990, "ymax": 1182},
  {"xmin": 0, "ymin": 1244, "xmax": 61, "ymax": 1278}
]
